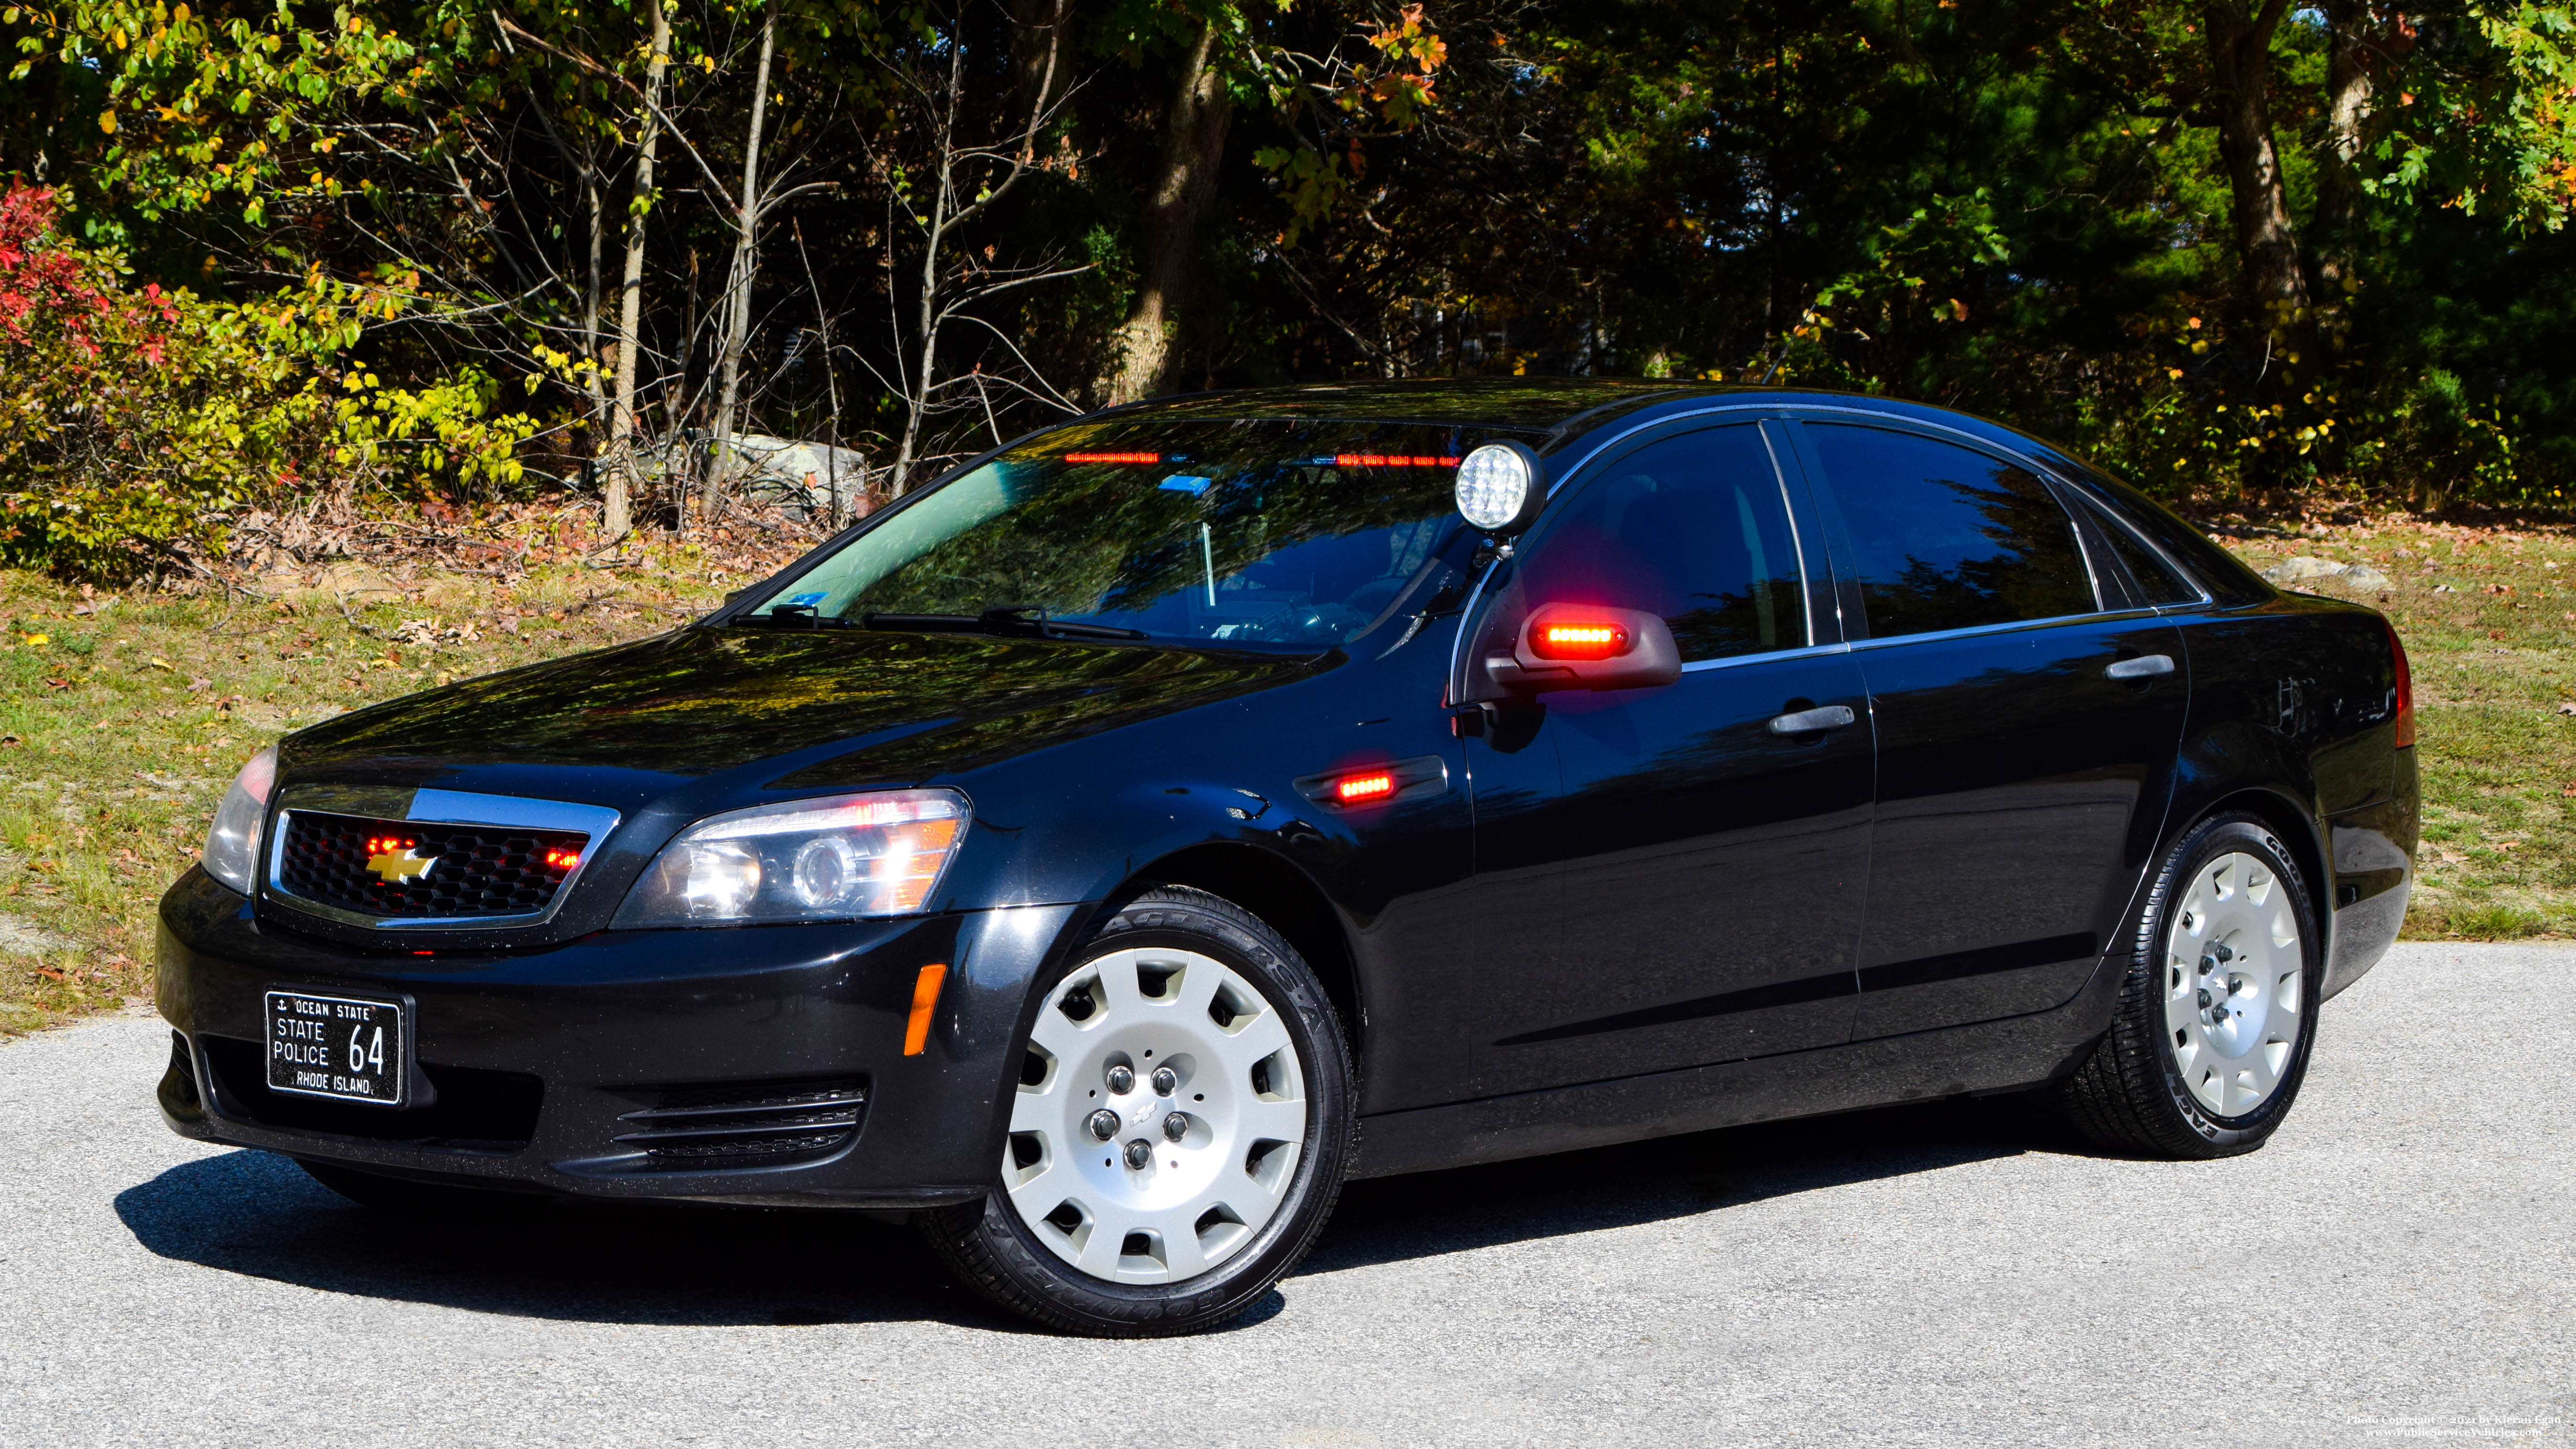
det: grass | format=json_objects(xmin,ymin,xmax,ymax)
[
  {"xmin": 2217, "ymin": 516, "xmax": 2576, "ymax": 941},
  {"xmin": 0, "ymin": 526, "xmax": 788, "ymax": 1037},
  {"xmin": 2, "ymin": 510, "xmax": 2568, "ymax": 1038}
]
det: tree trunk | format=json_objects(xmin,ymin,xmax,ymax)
[
  {"xmin": 1102, "ymin": 22, "xmax": 1233, "ymax": 405},
  {"xmin": 2201, "ymin": 0, "xmax": 2316, "ymax": 389},
  {"xmin": 1008, "ymin": 0, "xmax": 1074, "ymax": 122},
  {"xmin": 705, "ymin": 11, "xmax": 778, "ymax": 526},
  {"xmin": 603, "ymin": 0, "xmax": 673, "ymax": 541},
  {"xmin": 2315, "ymin": 0, "xmax": 2374, "ymax": 309}
]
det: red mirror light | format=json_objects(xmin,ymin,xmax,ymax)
[
  {"xmin": 1531, "ymin": 620, "xmax": 1630, "ymax": 661},
  {"xmin": 1485, "ymin": 604, "xmax": 1681, "ymax": 694}
]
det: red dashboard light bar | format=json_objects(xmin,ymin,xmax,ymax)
[
  {"xmin": 1533, "ymin": 621, "xmax": 1629, "ymax": 661},
  {"xmin": 1063, "ymin": 451, "xmax": 1161, "ymax": 464},
  {"xmin": 1333, "ymin": 772, "xmax": 1398, "ymax": 804},
  {"xmin": 1334, "ymin": 454, "xmax": 1464, "ymax": 468}
]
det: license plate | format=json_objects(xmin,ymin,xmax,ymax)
[{"xmin": 265, "ymin": 990, "xmax": 406, "ymax": 1108}]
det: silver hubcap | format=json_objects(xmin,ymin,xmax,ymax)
[
  {"xmin": 2164, "ymin": 851, "xmax": 2304, "ymax": 1116},
  {"xmin": 1007, "ymin": 947, "xmax": 1309, "ymax": 1285}
]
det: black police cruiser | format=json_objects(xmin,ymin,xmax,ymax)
[{"xmin": 154, "ymin": 380, "xmax": 2418, "ymax": 1336}]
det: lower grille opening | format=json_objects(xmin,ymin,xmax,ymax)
[
  {"xmin": 199, "ymin": 1035, "xmax": 543, "ymax": 1154},
  {"xmin": 609, "ymin": 1076, "xmax": 867, "ymax": 1170}
]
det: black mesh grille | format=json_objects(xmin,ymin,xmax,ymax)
[
  {"xmin": 611, "ymin": 1078, "xmax": 867, "ymax": 1168},
  {"xmin": 274, "ymin": 810, "xmax": 587, "ymax": 920}
]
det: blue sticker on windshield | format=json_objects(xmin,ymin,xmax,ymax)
[
  {"xmin": 780, "ymin": 592, "xmax": 828, "ymax": 608},
  {"xmin": 1159, "ymin": 474, "xmax": 1212, "ymax": 495}
]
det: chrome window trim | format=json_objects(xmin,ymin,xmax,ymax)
[
  {"xmin": 1678, "ymin": 641, "xmax": 1852, "ymax": 674},
  {"xmin": 1842, "ymin": 609, "xmax": 2141, "ymax": 653},
  {"xmin": 263, "ymin": 786, "xmax": 622, "ymax": 931},
  {"xmin": 1754, "ymin": 422, "xmax": 1818, "ymax": 650}
]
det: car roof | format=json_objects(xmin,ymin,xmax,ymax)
[{"xmin": 1115, "ymin": 378, "xmax": 2049, "ymax": 461}]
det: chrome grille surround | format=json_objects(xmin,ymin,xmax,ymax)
[{"xmin": 261, "ymin": 785, "xmax": 621, "ymax": 930}]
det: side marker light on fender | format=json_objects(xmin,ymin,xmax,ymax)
[
  {"xmin": 903, "ymin": 963, "xmax": 950, "ymax": 1056},
  {"xmin": 1333, "ymin": 772, "xmax": 1397, "ymax": 804},
  {"xmin": 1292, "ymin": 756, "xmax": 1450, "ymax": 811}
]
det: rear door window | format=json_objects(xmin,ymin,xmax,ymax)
[
  {"xmin": 1805, "ymin": 424, "xmax": 2097, "ymax": 639},
  {"xmin": 1515, "ymin": 424, "xmax": 1807, "ymax": 663}
]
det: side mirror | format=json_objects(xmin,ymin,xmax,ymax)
[{"xmin": 1485, "ymin": 605, "xmax": 1681, "ymax": 693}]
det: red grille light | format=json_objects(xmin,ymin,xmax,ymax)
[
  {"xmin": 1063, "ymin": 451, "xmax": 1161, "ymax": 464},
  {"xmin": 543, "ymin": 848, "xmax": 582, "ymax": 869},
  {"xmin": 363, "ymin": 836, "xmax": 418, "ymax": 855},
  {"xmin": 1333, "ymin": 772, "xmax": 1398, "ymax": 804},
  {"xmin": 1532, "ymin": 621, "xmax": 1630, "ymax": 661}
]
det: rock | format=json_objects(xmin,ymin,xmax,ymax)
[
  {"xmin": 710, "ymin": 433, "xmax": 871, "ymax": 519},
  {"xmin": 2262, "ymin": 555, "xmax": 2348, "ymax": 586},
  {"xmin": 313, "ymin": 561, "xmax": 406, "ymax": 603},
  {"xmin": 2341, "ymin": 563, "xmax": 2393, "ymax": 592},
  {"xmin": 0, "ymin": 914, "xmax": 76, "ymax": 957}
]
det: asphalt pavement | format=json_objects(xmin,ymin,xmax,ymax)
[{"xmin": 2, "ymin": 942, "xmax": 2570, "ymax": 1448}]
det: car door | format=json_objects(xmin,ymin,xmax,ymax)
[
  {"xmin": 1783, "ymin": 418, "xmax": 2188, "ymax": 1040},
  {"xmin": 1458, "ymin": 420, "xmax": 1874, "ymax": 1097}
]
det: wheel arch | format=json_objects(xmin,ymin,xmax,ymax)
[
  {"xmin": 1122, "ymin": 843, "xmax": 1363, "ymax": 1070},
  {"xmin": 2174, "ymin": 785, "xmax": 2334, "ymax": 963}
]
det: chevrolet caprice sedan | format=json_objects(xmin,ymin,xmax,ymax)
[{"xmin": 155, "ymin": 381, "xmax": 2418, "ymax": 1335}]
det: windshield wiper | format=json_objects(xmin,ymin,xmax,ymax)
[
  {"xmin": 859, "ymin": 605, "xmax": 1149, "ymax": 642},
  {"xmin": 733, "ymin": 604, "xmax": 856, "ymax": 628}
]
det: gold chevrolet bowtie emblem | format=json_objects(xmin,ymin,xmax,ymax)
[{"xmin": 365, "ymin": 846, "xmax": 438, "ymax": 884}]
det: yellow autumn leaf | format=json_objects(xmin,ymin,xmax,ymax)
[
  {"xmin": 99, "ymin": 110, "xmax": 117, "ymax": 134},
  {"xmin": 22, "ymin": 633, "xmax": 49, "ymax": 647}
]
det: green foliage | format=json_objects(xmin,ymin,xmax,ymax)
[{"xmin": 0, "ymin": 187, "xmax": 533, "ymax": 579}]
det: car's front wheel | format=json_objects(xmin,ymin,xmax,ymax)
[
  {"xmin": 2058, "ymin": 812, "xmax": 2324, "ymax": 1158},
  {"xmin": 919, "ymin": 886, "xmax": 1353, "ymax": 1336}
]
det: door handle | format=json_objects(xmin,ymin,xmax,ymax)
[
  {"xmin": 1768, "ymin": 704, "xmax": 1857, "ymax": 735},
  {"xmin": 2106, "ymin": 654, "xmax": 2175, "ymax": 681}
]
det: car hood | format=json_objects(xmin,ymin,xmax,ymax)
[{"xmin": 279, "ymin": 626, "xmax": 1327, "ymax": 810}]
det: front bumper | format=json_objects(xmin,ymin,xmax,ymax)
[{"xmin": 154, "ymin": 867, "xmax": 1082, "ymax": 1207}]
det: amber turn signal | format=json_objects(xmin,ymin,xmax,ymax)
[{"xmin": 903, "ymin": 963, "xmax": 950, "ymax": 1056}]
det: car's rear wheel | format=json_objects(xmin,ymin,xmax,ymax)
[
  {"xmin": 919, "ymin": 885, "xmax": 1353, "ymax": 1337},
  {"xmin": 2058, "ymin": 813, "xmax": 2324, "ymax": 1159}
]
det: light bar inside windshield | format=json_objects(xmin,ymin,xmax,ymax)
[
  {"xmin": 1333, "ymin": 454, "xmax": 1463, "ymax": 467},
  {"xmin": 1063, "ymin": 451, "xmax": 1162, "ymax": 464}
]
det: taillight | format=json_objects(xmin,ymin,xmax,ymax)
[{"xmin": 2387, "ymin": 620, "xmax": 2415, "ymax": 747}]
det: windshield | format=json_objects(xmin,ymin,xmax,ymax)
[{"xmin": 745, "ymin": 420, "xmax": 1515, "ymax": 648}]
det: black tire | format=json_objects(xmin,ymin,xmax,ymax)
[
  {"xmin": 296, "ymin": 1158, "xmax": 542, "ymax": 1216},
  {"xmin": 2058, "ymin": 812, "xmax": 2324, "ymax": 1159},
  {"xmin": 918, "ymin": 885, "xmax": 1354, "ymax": 1337}
]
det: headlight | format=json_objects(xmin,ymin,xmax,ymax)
[
  {"xmin": 614, "ymin": 789, "xmax": 968, "ymax": 928},
  {"xmin": 202, "ymin": 746, "xmax": 279, "ymax": 896}
]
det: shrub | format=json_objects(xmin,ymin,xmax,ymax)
[{"xmin": 0, "ymin": 186, "xmax": 536, "ymax": 582}]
